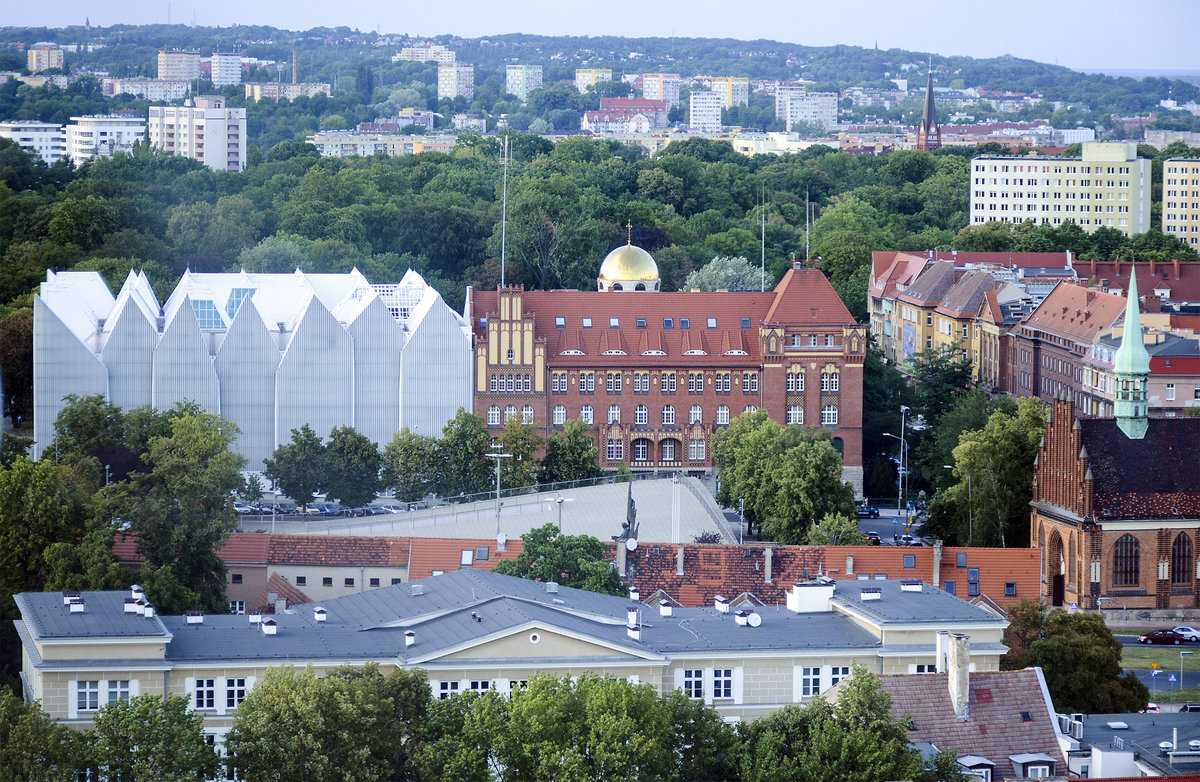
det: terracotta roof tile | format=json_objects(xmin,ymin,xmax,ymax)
[
  {"xmin": 267, "ymin": 534, "xmax": 410, "ymax": 567},
  {"xmin": 762, "ymin": 269, "xmax": 854, "ymax": 325},
  {"xmin": 1017, "ymin": 281, "xmax": 1126, "ymax": 345},
  {"xmin": 254, "ymin": 571, "xmax": 312, "ymax": 613},
  {"xmin": 406, "ymin": 537, "xmax": 524, "ymax": 580}
]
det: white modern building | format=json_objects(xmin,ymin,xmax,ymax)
[
  {"xmin": 63, "ymin": 115, "xmax": 146, "ymax": 163},
  {"xmin": 1164, "ymin": 158, "xmax": 1200, "ymax": 248},
  {"xmin": 775, "ymin": 85, "xmax": 838, "ymax": 132},
  {"xmin": 0, "ymin": 120, "xmax": 66, "ymax": 165},
  {"xmin": 209, "ymin": 53, "xmax": 243, "ymax": 88},
  {"xmin": 641, "ymin": 73, "xmax": 682, "ymax": 108},
  {"xmin": 157, "ymin": 50, "xmax": 200, "ymax": 82},
  {"xmin": 437, "ymin": 63, "xmax": 474, "ymax": 101},
  {"xmin": 392, "ymin": 44, "xmax": 456, "ymax": 64},
  {"xmin": 969, "ymin": 142, "xmax": 1151, "ymax": 236},
  {"xmin": 688, "ymin": 90, "xmax": 723, "ymax": 133},
  {"xmin": 148, "ymin": 96, "xmax": 247, "ymax": 172},
  {"xmin": 100, "ymin": 78, "xmax": 191, "ymax": 101},
  {"xmin": 33, "ymin": 269, "xmax": 473, "ymax": 469},
  {"xmin": 505, "ymin": 65, "xmax": 542, "ymax": 103}
]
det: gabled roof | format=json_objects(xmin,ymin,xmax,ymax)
[
  {"xmin": 1016, "ymin": 281, "xmax": 1127, "ymax": 345},
  {"xmin": 937, "ymin": 271, "xmax": 995, "ymax": 319},
  {"xmin": 1079, "ymin": 416, "xmax": 1200, "ymax": 519},
  {"xmin": 897, "ymin": 261, "xmax": 957, "ymax": 307},
  {"xmin": 874, "ymin": 668, "xmax": 1066, "ymax": 781},
  {"xmin": 254, "ymin": 572, "xmax": 312, "ymax": 613},
  {"xmin": 268, "ymin": 534, "xmax": 410, "ymax": 567},
  {"xmin": 762, "ymin": 268, "xmax": 854, "ymax": 325},
  {"xmin": 869, "ymin": 251, "xmax": 929, "ymax": 299}
]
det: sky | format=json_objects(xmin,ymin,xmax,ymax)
[{"xmin": 9, "ymin": 0, "xmax": 1199, "ymax": 73}]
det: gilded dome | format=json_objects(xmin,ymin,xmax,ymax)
[{"xmin": 598, "ymin": 243, "xmax": 659, "ymax": 283}]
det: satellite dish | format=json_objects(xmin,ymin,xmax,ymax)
[
  {"xmin": 497, "ymin": 533, "xmax": 507, "ymax": 546},
  {"xmin": 747, "ymin": 612, "xmax": 762, "ymax": 628},
  {"xmin": 625, "ymin": 538, "xmax": 638, "ymax": 552}
]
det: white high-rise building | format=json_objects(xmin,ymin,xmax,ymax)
[
  {"xmin": 1163, "ymin": 158, "xmax": 1200, "ymax": 248},
  {"xmin": 0, "ymin": 120, "xmax": 66, "ymax": 165},
  {"xmin": 148, "ymin": 95, "xmax": 247, "ymax": 172},
  {"xmin": 209, "ymin": 53, "xmax": 243, "ymax": 87},
  {"xmin": 688, "ymin": 90, "xmax": 723, "ymax": 133},
  {"xmin": 33, "ymin": 269, "xmax": 473, "ymax": 469},
  {"xmin": 157, "ymin": 50, "xmax": 201, "ymax": 82},
  {"xmin": 969, "ymin": 142, "xmax": 1150, "ymax": 236},
  {"xmin": 641, "ymin": 73, "xmax": 682, "ymax": 108},
  {"xmin": 64, "ymin": 115, "xmax": 146, "ymax": 163},
  {"xmin": 392, "ymin": 44, "xmax": 456, "ymax": 64},
  {"xmin": 775, "ymin": 84, "xmax": 838, "ymax": 131},
  {"xmin": 505, "ymin": 65, "xmax": 543, "ymax": 102},
  {"xmin": 438, "ymin": 63, "xmax": 474, "ymax": 101}
]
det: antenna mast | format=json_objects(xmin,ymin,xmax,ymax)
[
  {"xmin": 805, "ymin": 186, "xmax": 811, "ymax": 263},
  {"xmin": 500, "ymin": 132, "xmax": 509, "ymax": 288},
  {"xmin": 759, "ymin": 188, "xmax": 766, "ymax": 292}
]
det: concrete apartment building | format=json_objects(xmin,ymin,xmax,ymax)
[
  {"xmin": 710, "ymin": 76, "xmax": 749, "ymax": 109},
  {"xmin": 437, "ymin": 63, "xmax": 474, "ymax": 101},
  {"xmin": 774, "ymin": 84, "xmax": 838, "ymax": 131},
  {"xmin": 969, "ymin": 142, "xmax": 1151, "ymax": 236},
  {"xmin": 157, "ymin": 49, "xmax": 201, "ymax": 82},
  {"xmin": 505, "ymin": 65, "xmax": 542, "ymax": 102},
  {"xmin": 1163, "ymin": 158, "xmax": 1200, "ymax": 249},
  {"xmin": 209, "ymin": 52, "xmax": 243, "ymax": 87},
  {"xmin": 0, "ymin": 120, "xmax": 66, "ymax": 165},
  {"xmin": 27, "ymin": 42, "xmax": 64, "ymax": 73},
  {"xmin": 574, "ymin": 68, "xmax": 612, "ymax": 93},
  {"xmin": 148, "ymin": 95, "xmax": 247, "ymax": 172},
  {"xmin": 688, "ymin": 89, "xmax": 723, "ymax": 133},
  {"xmin": 392, "ymin": 44, "xmax": 455, "ymax": 64},
  {"xmin": 101, "ymin": 78, "xmax": 191, "ymax": 101},
  {"xmin": 641, "ymin": 73, "xmax": 682, "ymax": 107},
  {"xmin": 243, "ymin": 82, "xmax": 331, "ymax": 102},
  {"xmin": 63, "ymin": 114, "xmax": 146, "ymax": 162}
]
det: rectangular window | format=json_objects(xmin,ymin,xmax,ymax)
[
  {"xmin": 226, "ymin": 678, "xmax": 247, "ymax": 709},
  {"xmin": 800, "ymin": 666, "xmax": 820, "ymax": 698},
  {"xmin": 968, "ymin": 582, "xmax": 980, "ymax": 597},
  {"xmin": 606, "ymin": 439, "xmax": 624, "ymax": 462},
  {"xmin": 195, "ymin": 679, "xmax": 215, "ymax": 710},
  {"xmin": 1167, "ymin": 384, "xmax": 1176, "ymax": 401},
  {"xmin": 231, "ymin": 573, "xmax": 243, "ymax": 584},
  {"xmin": 229, "ymin": 600, "xmax": 245, "ymax": 615},
  {"xmin": 903, "ymin": 555, "xmax": 915, "ymax": 568},
  {"xmin": 689, "ymin": 439, "xmax": 706, "ymax": 461},
  {"xmin": 957, "ymin": 552, "xmax": 967, "ymax": 568},
  {"xmin": 392, "ymin": 578, "xmax": 403, "ymax": 585},
  {"xmin": 712, "ymin": 669, "xmax": 733, "ymax": 700},
  {"xmin": 636, "ymin": 317, "xmax": 646, "ymax": 328},
  {"xmin": 1005, "ymin": 582, "xmax": 1017, "ymax": 597},
  {"xmin": 663, "ymin": 318, "xmax": 674, "ymax": 329},
  {"xmin": 369, "ymin": 577, "xmax": 380, "ymax": 587},
  {"xmin": 829, "ymin": 666, "xmax": 850, "ymax": 688},
  {"xmin": 968, "ymin": 567, "xmax": 979, "ymax": 584},
  {"xmin": 77, "ymin": 680, "xmax": 100, "ymax": 712},
  {"xmin": 707, "ymin": 317, "xmax": 717, "ymax": 328},
  {"xmin": 438, "ymin": 681, "xmax": 460, "ymax": 700},
  {"xmin": 582, "ymin": 317, "xmax": 592, "ymax": 328},
  {"xmin": 680, "ymin": 318, "xmax": 691, "ymax": 329},
  {"xmin": 322, "ymin": 577, "xmax": 333, "ymax": 587},
  {"xmin": 945, "ymin": 581, "xmax": 956, "ymax": 595},
  {"xmin": 344, "ymin": 578, "xmax": 354, "ymax": 587},
  {"xmin": 609, "ymin": 317, "xmax": 619, "ymax": 328},
  {"xmin": 741, "ymin": 317, "xmax": 751, "ymax": 328},
  {"xmin": 683, "ymin": 669, "xmax": 704, "ymax": 699},
  {"xmin": 107, "ymin": 680, "xmax": 130, "ymax": 705},
  {"xmin": 912, "ymin": 664, "xmax": 937, "ymax": 674},
  {"xmin": 296, "ymin": 576, "xmax": 306, "ymax": 586},
  {"xmin": 470, "ymin": 680, "xmax": 490, "ymax": 692},
  {"xmin": 554, "ymin": 316, "xmax": 565, "ymax": 328}
]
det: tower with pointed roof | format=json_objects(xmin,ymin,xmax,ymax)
[
  {"xmin": 1113, "ymin": 273, "xmax": 1151, "ymax": 439},
  {"xmin": 915, "ymin": 57, "xmax": 940, "ymax": 152}
]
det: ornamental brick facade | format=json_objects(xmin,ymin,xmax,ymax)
[{"xmin": 464, "ymin": 260, "xmax": 864, "ymax": 492}]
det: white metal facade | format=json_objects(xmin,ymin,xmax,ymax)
[{"xmin": 33, "ymin": 269, "xmax": 472, "ymax": 469}]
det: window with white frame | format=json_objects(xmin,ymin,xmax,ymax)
[
  {"xmin": 522, "ymin": 405, "xmax": 534, "ymax": 424},
  {"xmin": 607, "ymin": 405, "xmax": 621, "ymax": 424},
  {"xmin": 683, "ymin": 669, "xmax": 704, "ymax": 699},
  {"xmin": 689, "ymin": 439, "xmax": 705, "ymax": 461},
  {"xmin": 689, "ymin": 405, "xmax": 702, "ymax": 424},
  {"xmin": 195, "ymin": 679, "xmax": 216, "ymax": 710},
  {"xmin": 800, "ymin": 666, "xmax": 820, "ymax": 698},
  {"xmin": 829, "ymin": 666, "xmax": 850, "ymax": 687},
  {"xmin": 552, "ymin": 405, "xmax": 566, "ymax": 425},
  {"xmin": 662, "ymin": 405, "xmax": 675, "ymax": 426},
  {"xmin": 821, "ymin": 372, "xmax": 839, "ymax": 392},
  {"xmin": 438, "ymin": 681, "xmax": 460, "ymax": 700},
  {"xmin": 580, "ymin": 405, "xmax": 593, "ymax": 424},
  {"xmin": 661, "ymin": 372, "xmax": 676, "ymax": 393},
  {"xmin": 487, "ymin": 406, "xmax": 500, "ymax": 426},
  {"xmin": 662, "ymin": 439, "xmax": 676, "ymax": 461},
  {"xmin": 821, "ymin": 405, "xmax": 838, "ymax": 426},
  {"xmin": 77, "ymin": 680, "xmax": 100, "ymax": 712},
  {"xmin": 743, "ymin": 405, "xmax": 757, "ymax": 415},
  {"xmin": 633, "ymin": 439, "xmax": 649, "ymax": 461},
  {"xmin": 787, "ymin": 405, "xmax": 803, "ymax": 425},
  {"xmin": 1167, "ymin": 383, "xmax": 1176, "ymax": 401},
  {"xmin": 606, "ymin": 372, "xmax": 622, "ymax": 393},
  {"xmin": 228, "ymin": 600, "xmax": 245, "ymax": 615},
  {"xmin": 606, "ymin": 439, "xmax": 624, "ymax": 461},
  {"xmin": 635, "ymin": 405, "xmax": 648, "ymax": 425},
  {"xmin": 107, "ymin": 680, "xmax": 130, "ymax": 705},
  {"xmin": 226, "ymin": 678, "xmax": 247, "ymax": 709},
  {"xmin": 716, "ymin": 405, "xmax": 729, "ymax": 425},
  {"xmin": 742, "ymin": 372, "xmax": 758, "ymax": 393},
  {"xmin": 504, "ymin": 405, "xmax": 517, "ymax": 422},
  {"xmin": 712, "ymin": 669, "xmax": 733, "ymax": 700},
  {"xmin": 470, "ymin": 680, "xmax": 490, "ymax": 692},
  {"xmin": 787, "ymin": 372, "xmax": 804, "ymax": 392}
]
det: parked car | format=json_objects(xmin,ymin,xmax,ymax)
[
  {"xmin": 1138, "ymin": 629, "xmax": 1187, "ymax": 645},
  {"xmin": 233, "ymin": 503, "xmax": 254, "ymax": 514},
  {"xmin": 1179, "ymin": 703, "xmax": 1200, "ymax": 713},
  {"xmin": 856, "ymin": 505, "xmax": 880, "ymax": 519},
  {"xmin": 1173, "ymin": 626, "xmax": 1200, "ymax": 642}
]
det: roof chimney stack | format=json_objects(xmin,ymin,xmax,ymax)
[
  {"xmin": 948, "ymin": 633, "xmax": 970, "ymax": 719},
  {"xmin": 628, "ymin": 586, "xmax": 640, "ymax": 602},
  {"xmin": 659, "ymin": 599, "xmax": 673, "ymax": 617},
  {"xmin": 404, "ymin": 630, "xmax": 415, "ymax": 648},
  {"xmin": 68, "ymin": 597, "xmax": 85, "ymax": 613},
  {"xmin": 314, "ymin": 607, "xmax": 327, "ymax": 623},
  {"xmin": 714, "ymin": 595, "xmax": 729, "ymax": 613},
  {"xmin": 185, "ymin": 610, "xmax": 204, "ymax": 624},
  {"xmin": 261, "ymin": 618, "xmax": 277, "ymax": 636}
]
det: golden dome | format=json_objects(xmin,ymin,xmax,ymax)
[{"xmin": 598, "ymin": 243, "xmax": 659, "ymax": 282}]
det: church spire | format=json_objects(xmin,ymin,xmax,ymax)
[
  {"xmin": 916, "ymin": 56, "xmax": 940, "ymax": 151},
  {"xmin": 1113, "ymin": 272, "xmax": 1151, "ymax": 439}
]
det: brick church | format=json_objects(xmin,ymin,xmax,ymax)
[
  {"xmin": 464, "ymin": 240, "xmax": 865, "ymax": 492},
  {"xmin": 1032, "ymin": 273, "xmax": 1200, "ymax": 609}
]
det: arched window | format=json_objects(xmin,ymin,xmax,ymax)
[
  {"xmin": 504, "ymin": 405, "xmax": 517, "ymax": 422},
  {"xmin": 552, "ymin": 405, "xmax": 566, "ymax": 425},
  {"xmin": 635, "ymin": 405, "xmax": 648, "ymax": 425},
  {"xmin": 716, "ymin": 405, "xmax": 730, "ymax": 425},
  {"xmin": 1113, "ymin": 534, "xmax": 1140, "ymax": 587},
  {"xmin": 580, "ymin": 405, "xmax": 594, "ymax": 425},
  {"xmin": 521, "ymin": 405, "xmax": 534, "ymax": 424},
  {"xmin": 689, "ymin": 405, "xmax": 703, "ymax": 424},
  {"xmin": 1173, "ymin": 533, "xmax": 1193, "ymax": 585},
  {"xmin": 607, "ymin": 405, "xmax": 621, "ymax": 424},
  {"xmin": 820, "ymin": 405, "xmax": 838, "ymax": 426},
  {"xmin": 487, "ymin": 406, "xmax": 500, "ymax": 426},
  {"xmin": 743, "ymin": 405, "xmax": 757, "ymax": 416},
  {"xmin": 662, "ymin": 405, "xmax": 676, "ymax": 426}
]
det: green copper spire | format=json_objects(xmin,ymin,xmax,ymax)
[{"xmin": 1113, "ymin": 272, "xmax": 1150, "ymax": 439}]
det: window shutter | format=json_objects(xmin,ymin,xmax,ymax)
[
  {"xmin": 184, "ymin": 677, "xmax": 196, "ymax": 712},
  {"xmin": 732, "ymin": 668, "xmax": 743, "ymax": 705},
  {"xmin": 68, "ymin": 680, "xmax": 78, "ymax": 719},
  {"xmin": 673, "ymin": 668, "xmax": 684, "ymax": 691}
]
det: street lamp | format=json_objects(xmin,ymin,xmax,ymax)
[
  {"xmin": 484, "ymin": 450, "xmax": 512, "ymax": 537},
  {"xmin": 739, "ymin": 498, "xmax": 745, "ymax": 545},
  {"xmin": 1182, "ymin": 651, "xmax": 1193, "ymax": 691},
  {"xmin": 944, "ymin": 465, "xmax": 973, "ymax": 546},
  {"xmin": 543, "ymin": 494, "xmax": 574, "ymax": 532}
]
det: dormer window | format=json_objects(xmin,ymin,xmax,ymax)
[
  {"xmin": 555, "ymin": 316, "xmax": 565, "ymax": 328},
  {"xmin": 680, "ymin": 318, "xmax": 691, "ymax": 329},
  {"xmin": 582, "ymin": 317, "xmax": 592, "ymax": 328},
  {"xmin": 707, "ymin": 317, "xmax": 717, "ymax": 328}
]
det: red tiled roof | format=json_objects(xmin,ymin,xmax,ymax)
[
  {"xmin": 1017, "ymin": 281, "xmax": 1127, "ymax": 345},
  {"xmin": 221, "ymin": 532, "xmax": 269, "ymax": 564},
  {"xmin": 267, "ymin": 534, "xmax": 410, "ymax": 566},
  {"xmin": 407, "ymin": 537, "xmax": 523, "ymax": 579},
  {"xmin": 763, "ymin": 268, "xmax": 854, "ymax": 325},
  {"xmin": 1077, "ymin": 260, "xmax": 1200, "ymax": 301},
  {"xmin": 254, "ymin": 572, "xmax": 311, "ymax": 613},
  {"xmin": 875, "ymin": 669, "xmax": 1065, "ymax": 780}
]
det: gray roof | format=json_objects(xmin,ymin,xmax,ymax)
[
  {"xmin": 15, "ymin": 591, "xmax": 171, "ymax": 640},
  {"xmin": 829, "ymin": 580, "xmax": 1008, "ymax": 626}
]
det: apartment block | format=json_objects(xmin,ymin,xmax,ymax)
[
  {"xmin": 27, "ymin": 42, "xmax": 64, "ymax": 73},
  {"xmin": 574, "ymin": 68, "xmax": 612, "ymax": 94},
  {"xmin": 0, "ymin": 120, "xmax": 66, "ymax": 165},
  {"xmin": 774, "ymin": 84, "xmax": 838, "ymax": 131},
  {"xmin": 641, "ymin": 73, "xmax": 682, "ymax": 107},
  {"xmin": 209, "ymin": 53, "xmax": 243, "ymax": 88},
  {"xmin": 392, "ymin": 44, "xmax": 455, "ymax": 64},
  {"xmin": 505, "ymin": 65, "xmax": 543, "ymax": 102},
  {"xmin": 148, "ymin": 96, "xmax": 247, "ymax": 172},
  {"xmin": 243, "ymin": 82, "xmax": 332, "ymax": 102},
  {"xmin": 688, "ymin": 90, "xmax": 723, "ymax": 133},
  {"xmin": 63, "ymin": 115, "xmax": 146, "ymax": 163},
  {"xmin": 157, "ymin": 50, "xmax": 201, "ymax": 82},
  {"xmin": 437, "ymin": 63, "xmax": 474, "ymax": 101},
  {"xmin": 969, "ymin": 142, "xmax": 1151, "ymax": 236},
  {"xmin": 101, "ymin": 78, "xmax": 191, "ymax": 102},
  {"xmin": 1163, "ymin": 158, "xmax": 1200, "ymax": 248},
  {"xmin": 710, "ymin": 76, "xmax": 749, "ymax": 109}
]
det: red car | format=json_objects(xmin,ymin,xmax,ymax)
[{"xmin": 1139, "ymin": 629, "xmax": 1187, "ymax": 645}]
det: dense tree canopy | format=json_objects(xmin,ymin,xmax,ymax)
[{"xmin": 492, "ymin": 523, "xmax": 624, "ymax": 595}]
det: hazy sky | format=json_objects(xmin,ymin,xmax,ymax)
[{"xmin": 11, "ymin": 0, "xmax": 1198, "ymax": 72}]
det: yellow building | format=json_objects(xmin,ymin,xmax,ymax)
[
  {"xmin": 27, "ymin": 43, "xmax": 64, "ymax": 73},
  {"xmin": 575, "ymin": 68, "xmax": 612, "ymax": 94},
  {"xmin": 156, "ymin": 50, "xmax": 200, "ymax": 82},
  {"xmin": 710, "ymin": 77, "xmax": 750, "ymax": 109},
  {"xmin": 1163, "ymin": 158, "xmax": 1200, "ymax": 249}
]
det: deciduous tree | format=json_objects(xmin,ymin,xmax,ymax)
[
  {"xmin": 434, "ymin": 408, "xmax": 492, "ymax": 498},
  {"xmin": 382, "ymin": 428, "xmax": 440, "ymax": 503},
  {"xmin": 493, "ymin": 523, "xmax": 623, "ymax": 595},
  {"xmin": 263, "ymin": 424, "xmax": 326, "ymax": 511},
  {"xmin": 682, "ymin": 255, "xmax": 762, "ymax": 291},
  {"xmin": 323, "ymin": 425, "xmax": 382, "ymax": 508},
  {"xmin": 538, "ymin": 419, "xmax": 601, "ymax": 486},
  {"xmin": 0, "ymin": 688, "xmax": 83, "ymax": 782},
  {"xmin": 90, "ymin": 694, "xmax": 219, "ymax": 782}
]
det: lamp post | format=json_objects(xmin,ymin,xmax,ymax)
[
  {"xmin": 944, "ymin": 465, "xmax": 973, "ymax": 546},
  {"xmin": 739, "ymin": 498, "xmax": 745, "ymax": 545},
  {"xmin": 1182, "ymin": 651, "xmax": 1193, "ymax": 691},
  {"xmin": 272, "ymin": 485, "xmax": 281, "ymax": 534},
  {"xmin": 543, "ymin": 494, "xmax": 574, "ymax": 532},
  {"xmin": 485, "ymin": 450, "xmax": 512, "ymax": 537}
]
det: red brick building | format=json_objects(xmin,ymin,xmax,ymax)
[{"xmin": 464, "ymin": 247, "xmax": 865, "ymax": 491}]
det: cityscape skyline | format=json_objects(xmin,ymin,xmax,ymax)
[{"xmin": 9, "ymin": 0, "xmax": 1197, "ymax": 73}]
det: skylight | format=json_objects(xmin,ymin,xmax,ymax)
[
  {"xmin": 582, "ymin": 317, "xmax": 593, "ymax": 328},
  {"xmin": 663, "ymin": 318, "xmax": 674, "ymax": 329},
  {"xmin": 609, "ymin": 317, "xmax": 619, "ymax": 328},
  {"xmin": 191, "ymin": 300, "xmax": 225, "ymax": 330},
  {"xmin": 741, "ymin": 317, "xmax": 751, "ymax": 328},
  {"xmin": 680, "ymin": 318, "xmax": 691, "ymax": 329},
  {"xmin": 707, "ymin": 317, "xmax": 717, "ymax": 328},
  {"xmin": 225, "ymin": 288, "xmax": 254, "ymax": 321},
  {"xmin": 636, "ymin": 317, "xmax": 646, "ymax": 329},
  {"xmin": 555, "ymin": 316, "xmax": 565, "ymax": 328}
]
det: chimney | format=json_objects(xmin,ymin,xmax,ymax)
[
  {"xmin": 131, "ymin": 585, "xmax": 143, "ymax": 600},
  {"xmin": 617, "ymin": 541, "xmax": 627, "ymax": 576},
  {"xmin": 123, "ymin": 598, "xmax": 139, "ymax": 614},
  {"xmin": 626, "ymin": 606, "xmax": 639, "ymax": 629},
  {"xmin": 261, "ymin": 618, "xmax": 277, "ymax": 636},
  {"xmin": 932, "ymin": 541, "xmax": 942, "ymax": 587},
  {"xmin": 659, "ymin": 599, "xmax": 673, "ymax": 617},
  {"xmin": 313, "ymin": 607, "xmax": 327, "ymax": 623},
  {"xmin": 546, "ymin": 581, "xmax": 559, "ymax": 593},
  {"xmin": 714, "ymin": 595, "xmax": 729, "ymax": 613},
  {"xmin": 62, "ymin": 591, "xmax": 81, "ymax": 605},
  {"xmin": 786, "ymin": 582, "xmax": 835, "ymax": 613},
  {"xmin": 185, "ymin": 610, "xmax": 204, "ymax": 624},
  {"xmin": 68, "ymin": 598, "xmax": 85, "ymax": 613},
  {"xmin": 410, "ymin": 584, "xmax": 424, "ymax": 597},
  {"xmin": 764, "ymin": 547, "xmax": 773, "ymax": 584},
  {"xmin": 846, "ymin": 553, "xmax": 854, "ymax": 575},
  {"xmin": 859, "ymin": 587, "xmax": 882, "ymax": 601},
  {"xmin": 248, "ymin": 611, "xmax": 261, "ymax": 624},
  {"xmin": 404, "ymin": 630, "xmax": 415, "ymax": 647},
  {"xmin": 627, "ymin": 624, "xmax": 641, "ymax": 641},
  {"xmin": 266, "ymin": 590, "xmax": 278, "ymax": 604},
  {"xmin": 948, "ymin": 633, "xmax": 970, "ymax": 719},
  {"xmin": 274, "ymin": 597, "xmax": 287, "ymax": 615},
  {"xmin": 143, "ymin": 604, "xmax": 155, "ymax": 618},
  {"xmin": 900, "ymin": 580, "xmax": 922, "ymax": 592},
  {"xmin": 735, "ymin": 609, "xmax": 750, "ymax": 626},
  {"xmin": 628, "ymin": 586, "xmax": 640, "ymax": 602},
  {"xmin": 936, "ymin": 630, "xmax": 949, "ymax": 672},
  {"xmin": 675, "ymin": 545, "xmax": 684, "ymax": 576}
]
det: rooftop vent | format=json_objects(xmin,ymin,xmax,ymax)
[
  {"xmin": 410, "ymin": 584, "xmax": 424, "ymax": 597},
  {"xmin": 551, "ymin": 598, "xmax": 565, "ymax": 605},
  {"xmin": 860, "ymin": 587, "xmax": 882, "ymax": 601},
  {"xmin": 185, "ymin": 610, "xmax": 204, "ymax": 625},
  {"xmin": 659, "ymin": 599, "xmax": 673, "ymax": 617},
  {"xmin": 143, "ymin": 604, "xmax": 155, "ymax": 618},
  {"xmin": 626, "ymin": 625, "xmax": 641, "ymax": 641},
  {"xmin": 248, "ymin": 611, "xmax": 261, "ymax": 624},
  {"xmin": 313, "ymin": 607, "xmax": 327, "ymax": 623},
  {"xmin": 735, "ymin": 610, "xmax": 750, "ymax": 626},
  {"xmin": 261, "ymin": 619, "xmax": 277, "ymax": 636},
  {"xmin": 626, "ymin": 606, "xmax": 639, "ymax": 629},
  {"xmin": 714, "ymin": 595, "xmax": 729, "ymax": 613},
  {"xmin": 628, "ymin": 587, "xmax": 640, "ymax": 601},
  {"xmin": 900, "ymin": 580, "xmax": 922, "ymax": 593},
  {"xmin": 131, "ymin": 585, "xmax": 144, "ymax": 600},
  {"xmin": 123, "ymin": 598, "xmax": 140, "ymax": 614},
  {"xmin": 545, "ymin": 581, "xmax": 558, "ymax": 593},
  {"xmin": 404, "ymin": 630, "xmax": 415, "ymax": 648},
  {"xmin": 62, "ymin": 590, "xmax": 81, "ymax": 605},
  {"xmin": 68, "ymin": 598, "xmax": 85, "ymax": 613}
]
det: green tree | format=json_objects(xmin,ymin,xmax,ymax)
[
  {"xmin": 413, "ymin": 690, "xmax": 507, "ymax": 782},
  {"xmin": 498, "ymin": 417, "xmax": 544, "ymax": 492},
  {"xmin": 538, "ymin": 418, "xmax": 601, "ymax": 486},
  {"xmin": 804, "ymin": 512, "xmax": 862, "ymax": 545},
  {"xmin": 493, "ymin": 523, "xmax": 624, "ymax": 595},
  {"xmin": 663, "ymin": 689, "xmax": 741, "ymax": 782},
  {"xmin": 263, "ymin": 424, "xmax": 326, "ymax": 510},
  {"xmin": 381, "ymin": 428, "xmax": 440, "ymax": 503},
  {"xmin": 907, "ymin": 346, "xmax": 974, "ymax": 426},
  {"xmin": 90, "ymin": 694, "xmax": 219, "ymax": 782},
  {"xmin": 323, "ymin": 426, "xmax": 382, "ymax": 508},
  {"xmin": 0, "ymin": 306, "xmax": 33, "ymax": 427},
  {"xmin": 682, "ymin": 255, "xmax": 762, "ymax": 291},
  {"xmin": 0, "ymin": 689, "xmax": 83, "ymax": 782},
  {"xmin": 434, "ymin": 408, "xmax": 492, "ymax": 498},
  {"xmin": 0, "ymin": 457, "xmax": 88, "ymax": 600},
  {"xmin": 116, "ymin": 412, "xmax": 244, "ymax": 613}
]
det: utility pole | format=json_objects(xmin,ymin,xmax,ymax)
[
  {"xmin": 485, "ymin": 450, "xmax": 511, "ymax": 538},
  {"xmin": 500, "ymin": 132, "xmax": 509, "ymax": 288}
]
